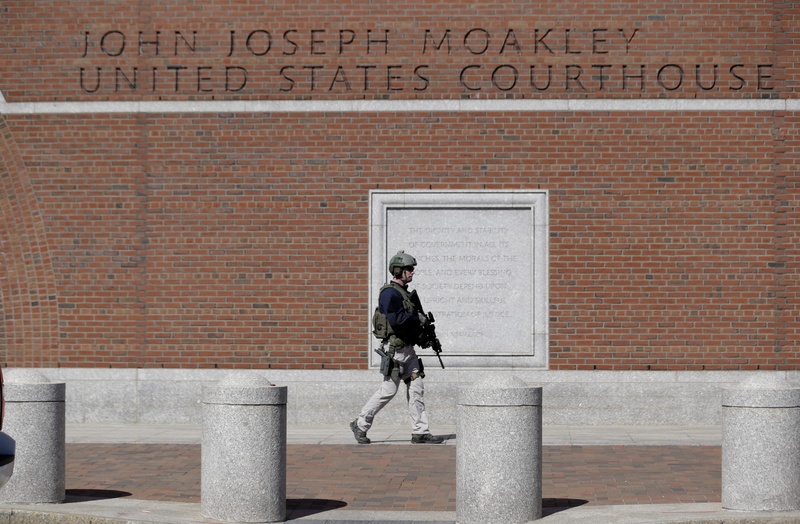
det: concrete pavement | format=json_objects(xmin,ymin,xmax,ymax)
[
  {"xmin": 64, "ymin": 423, "xmax": 723, "ymax": 446},
  {"xmin": 0, "ymin": 423, "xmax": 799, "ymax": 523}
]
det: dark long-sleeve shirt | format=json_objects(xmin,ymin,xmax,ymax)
[{"xmin": 379, "ymin": 283, "xmax": 422, "ymax": 346}]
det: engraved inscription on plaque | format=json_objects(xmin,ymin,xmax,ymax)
[
  {"xmin": 389, "ymin": 208, "xmax": 530, "ymax": 355},
  {"xmin": 369, "ymin": 191, "xmax": 548, "ymax": 369}
]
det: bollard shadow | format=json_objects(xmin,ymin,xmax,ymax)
[
  {"xmin": 542, "ymin": 498, "xmax": 589, "ymax": 516},
  {"xmin": 64, "ymin": 489, "xmax": 132, "ymax": 502},
  {"xmin": 286, "ymin": 498, "xmax": 348, "ymax": 519}
]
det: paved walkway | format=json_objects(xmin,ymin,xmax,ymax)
[
  {"xmin": 0, "ymin": 424, "xmax": 798, "ymax": 523},
  {"xmin": 64, "ymin": 423, "xmax": 724, "ymax": 446}
]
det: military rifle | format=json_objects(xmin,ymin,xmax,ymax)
[{"xmin": 409, "ymin": 290, "xmax": 445, "ymax": 369}]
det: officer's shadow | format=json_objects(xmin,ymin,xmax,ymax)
[{"xmin": 378, "ymin": 433, "xmax": 456, "ymax": 444}]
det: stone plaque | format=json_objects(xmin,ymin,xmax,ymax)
[{"xmin": 369, "ymin": 191, "xmax": 548, "ymax": 368}]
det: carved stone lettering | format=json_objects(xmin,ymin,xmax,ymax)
[
  {"xmin": 77, "ymin": 28, "xmax": 776, "ymax": 95},
  {"xmin": 370, "ymin": 191, "xmax": 549, "ymax": 369}
]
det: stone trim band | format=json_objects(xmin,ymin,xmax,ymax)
[{"xmin": 0, "ymin": 97, "xmax": 798, "ymax": 115}]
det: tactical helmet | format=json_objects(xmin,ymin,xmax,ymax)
[{"xmin": 388, "ymin": 250, "xmax": 417, "ymax": 277}]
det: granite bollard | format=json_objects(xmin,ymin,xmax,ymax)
[
  {"xmin": 0, "ymin": 369, "xmax": 65, "ymax": 503},
  {"xmin": 457, "ymin": 375, "xmax": 542, "ymax": 524},
  {"xmin": 722, "ymin": 374, "xmax": 800, "ymax": 511},
  {"xmin": 201, "ymin": 373, "xmax": 287, "ymax": 522}
]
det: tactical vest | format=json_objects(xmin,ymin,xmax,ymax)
[{"xmin": 371, "ymin": 282, "xmax": 418, "ymax": 347}]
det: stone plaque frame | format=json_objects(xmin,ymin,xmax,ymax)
[{"xmin": 368, "ymin": 190, "xmax": 549, "ymax": 369}]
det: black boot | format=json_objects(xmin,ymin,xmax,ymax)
[
  {"xmin": 350, "ymin": 419, "xmax": 371, "ymax": 444},
  {"xmin": 411, "ymin": 433, "xmax": 444, "ymax": 444}
]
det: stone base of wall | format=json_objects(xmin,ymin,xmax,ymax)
[{"xmin": 23, "ymin": 368, "xmax": 800, "ymax": 427}]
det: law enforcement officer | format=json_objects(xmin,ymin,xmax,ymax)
[{"xmin": 350, "ymin": 251, "xmax": 444, "ymax": 444}]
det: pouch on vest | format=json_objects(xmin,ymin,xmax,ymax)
[{"xmin": 372, "ymin": 306, "xmax": 389, "ymax": 340}]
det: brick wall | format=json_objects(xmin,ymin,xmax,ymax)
[
  {"xmin": 0, "ymin": 1, "xmax": 798, "ymax": 370},
  {"xmin": 1, "ymin": 1, "xmax": 786, "ymax": 102}
]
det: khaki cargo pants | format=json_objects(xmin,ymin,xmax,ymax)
[{"xmin": 356, "ymin": 345, "xmax": 431, "ymax": 436}]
